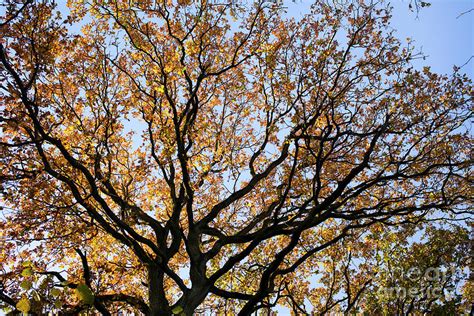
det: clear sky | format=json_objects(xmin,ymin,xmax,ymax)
[
  {"xmin": 390, "ymin": 0, "xmax": 473, "ymax": 78},
  {"xmin": 282, "ymin": 0, "xmax": 473, "ymax": 78}
]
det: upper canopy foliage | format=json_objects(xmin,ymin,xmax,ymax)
[{"xmin": 0, "ymin": 0, "xmax": 472, "ymax": 314}]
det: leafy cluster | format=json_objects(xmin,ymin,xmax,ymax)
[{"xmin": 0, "ymin": 0, "xmax": 472, "ymax": 314}]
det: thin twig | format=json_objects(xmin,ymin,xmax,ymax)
[{"xmin": 457, "ymin": 8, "xmax": 474, "ymax": 19}]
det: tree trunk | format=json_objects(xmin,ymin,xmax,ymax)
[{"xmin": 148, "ymin": 264, "xmax": 170, "ymax": 315}]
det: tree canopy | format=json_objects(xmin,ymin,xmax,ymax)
[{"xmin": 0, "ymin": 0, "xmax": 472, "ymax": 314}]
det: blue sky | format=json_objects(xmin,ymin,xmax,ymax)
[
  {"xmin": 390, "ymin": 0, "xmax": 473, "ymax": 77},
  {"xmin": 283, "ymin": 0, "xmax": 473, "ymax": 78}
]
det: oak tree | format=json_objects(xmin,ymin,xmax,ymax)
[{"xmin": 1, "ymin": 0, "xmax": 472, "ymax": 314}]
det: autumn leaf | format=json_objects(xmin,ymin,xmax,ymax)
[
  {"xmin": 0, "ymin": 0, "xmax": 471, "ymax": 314},
  {"xmin": 16, "ymin": 296, "xmax": 30, "ymax": 314}
]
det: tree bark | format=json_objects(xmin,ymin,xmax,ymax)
[{"xmin": 148, "ymin": 264, "xmax": 170, "ymax": 315}]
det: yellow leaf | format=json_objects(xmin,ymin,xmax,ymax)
[
  {"xmin": 21, "ymin": 261, "xmax": 33, "ymax": 267},
  {"xmin": 16, "ymin": 296, "xmax": 30, "ymax": 314}
]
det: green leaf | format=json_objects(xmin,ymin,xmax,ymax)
[
  {"xmin": 20, "ymin": 280, "xmax": 32, "ymax": 291},
  {"xmin": 54, "ymin": 300, "xmax": 62, "ymax": 308},
  {"xmin": 16, "ymin": 296, "xmax": 30, "ymax": 314},
  {"xmin": 172, "ymin": 305, "xmax": 184, "ymax": 314},
  {"xmin": 74, "ymin": 283, "xmax": 94, "ymax": 305},
  {"xmin": 21, "ymin": 268, "xmax": 33, "ymax": 277},
  {"xmin": 51, "ymin": 288, "xmax": 61, "ymax": 297}
]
